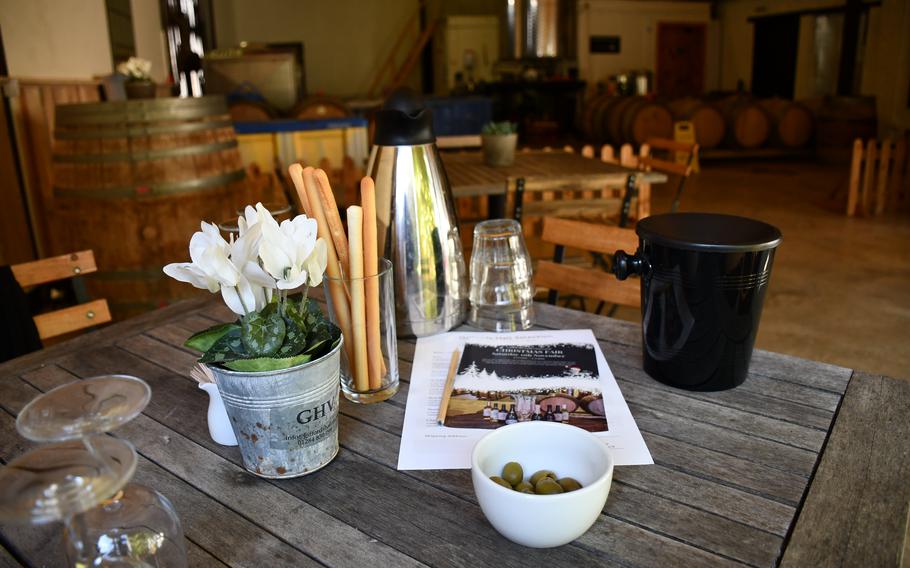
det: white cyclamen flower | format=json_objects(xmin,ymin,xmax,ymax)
[
  {"xmin": 220, "ymin": 221, "xmax": 278, "ymax": 316},
  {"xmin": 257, "ymin": 204, "xmax": 327, "ymax": 290},
  {"xmin": 163, "ymin": 221, "xmax": 239, "ymax": 292}
]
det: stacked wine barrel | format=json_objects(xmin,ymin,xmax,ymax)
[
  {"xmin": 52, "ymin": 96, "xmax": 261, "ymax": 318},
  {"xmin": 580, "ymin": 94, "xmax": 816, "ymax": 152}
]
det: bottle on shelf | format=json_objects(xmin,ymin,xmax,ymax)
[
  {"xmin": 482, "ymin": 402, "xmax": 491, "ymax": 421},
  {"xmin": 505, "ymin": 404, "xmax": 518, "ymax": 425},
  {"xmin": 498, "ymin": 403, "xmax": 508, "ymax": 422},
  {"xmin": 544, "ymin": 404, "xmax": 556, "ymax": 421},
  {"xmin": 561, "ymin": 404, "xmax": 569, "ymax": 422},
  {"xmin": 531, "ymin": 404, "xmax": 541, "ymax": 420},
  {"xmin": 490, "ymin": 404, "xmax": 499, "ymax": 424}
]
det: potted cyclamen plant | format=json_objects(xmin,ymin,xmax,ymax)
[
  {"xmin": 117, "ymin": 56, "xmax": 156, "ymax": 100},
  {"xmin": 164, "ymin": 203, "xmax": 343, "ymax": 478}
]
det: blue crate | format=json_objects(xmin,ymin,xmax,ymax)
[{"xmin": 424, "ymin": 96, "xmax": 492, "ymax": 136}]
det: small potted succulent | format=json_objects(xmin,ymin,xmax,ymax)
[
  {"xmin": 164, "ymin": 203, "xmax": 343, "ymax": 478},
  {"xmin": 481, "ymin": 121, "xmax": 519, "ymax": 167},
  {"xmin": 117, "ymin": 57, "xmax": 155, "ymax": 99}
]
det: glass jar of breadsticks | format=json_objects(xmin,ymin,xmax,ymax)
[{"xmin": 288, "ymin": 165, "xmax": 399, "ymax": 403}]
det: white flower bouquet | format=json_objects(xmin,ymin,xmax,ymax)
[
  {"xmin": 164, "ymin": 203, "xmax": 341, "ymax": 372},
  {"xmin": 117, "ymin": 56, "xmax": 153, "ymax": 82}
]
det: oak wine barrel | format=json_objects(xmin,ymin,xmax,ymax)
[
  {"xmin": 719, "ymin": 96, "xmax": 771, "ymax": 148},
  {"xmin": 759, "ymin": 98, "xmax": 814, "ymax": 148},
  {"xmin": 667, "ymin": 98, "xmax": 725, "ymax": 149},
  {"xmin": 608, "ymin": 97, "xmax": 673, "ymax": 145},
  {"xmin": 51, "ymin": 96, "xmax": 257, "ymax": 318},
  {"xmin": 579, "ymin": 93, "xmax": 618, "ymax": 143},
  {"xmin": 290, "ymin": 96, "xmax": 351, "ymax": 120},
  {"xmin": 228, "ymin": 99, "xmax": 275, "ymax": 122}
]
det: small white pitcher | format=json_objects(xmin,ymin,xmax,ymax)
[{"xmin": 198, "ymin": 383, "xmax": 238, "ymax": 446}]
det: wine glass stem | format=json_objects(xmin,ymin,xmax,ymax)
[{"xmin": 63, "ymin": 512, "xmax": 89, "ymax": 567}]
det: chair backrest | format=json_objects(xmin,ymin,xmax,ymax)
[
  {"xmin": 534, "ymin": 217, "xmax": 641, "ymax": 308},
  {"xmin": 640, "ymin": 137, "xmax": 699, "ymax": 212},
  {"xmin": 847, "ymin": 136, "xmax": 909, "ymax": 217},
  {"xmin": 11, "ymin": 250, "xmax": 111, "ymax": 340},
  {"xmin": 436, "ymin": 135, "xmax": 482, "ymax": 149},
  {"xmin": 515, "ymin": 144, "xmax": 648, "ymax": 228}
]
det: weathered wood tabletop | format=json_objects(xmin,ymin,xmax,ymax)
[
  {"xmin": 1, "ymin": 297, "xmax": 908, "ymax": 567},
  {"xmin": 442, "ymin": 150, "xmax": 667, "ymax": 199}
]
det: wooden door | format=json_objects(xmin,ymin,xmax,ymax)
[{"xmin": 656, "ymin": 22, "xmax": 707, "ymax": 98}]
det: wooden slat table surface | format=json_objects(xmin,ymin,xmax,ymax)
[
  {"xmin": 442, "ymin": 150, "xmax": 667, "ymax": 198},
  {"xmin": 1, "ymin": 297, "xmax": 908, "ymax": 567}
]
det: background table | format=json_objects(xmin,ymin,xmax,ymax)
[
  {"xmin": 442, "ymin": 150, "xmax": 667, "ymax": 219},
  {"xmin": 1, "ymin": 298, "xmax": 908, "ymax": 567}
]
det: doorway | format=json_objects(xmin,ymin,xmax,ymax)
[
  {"xmin": 656, "ymin": 22, "xmax": 707, "ymax": 98},
  {"xmin": 751, "ymin": 14, "xmax": 799, "ymax": 98}
]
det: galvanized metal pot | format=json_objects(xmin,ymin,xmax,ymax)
[{"xmin": 207, "ymin": 339, "xmax": 343, "ymax": 479}]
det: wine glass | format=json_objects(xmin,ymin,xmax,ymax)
[{"xmin": 0, "ymin": 375, "xmax": 187, "ymax": 567}]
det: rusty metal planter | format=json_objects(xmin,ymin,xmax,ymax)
[{"xmin": 207, "ymin": 339, "xmax": 342, "ymax": 478}]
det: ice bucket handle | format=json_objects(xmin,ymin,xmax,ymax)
[{"xmin": 612, "ymin": 250, "xmax": 648, "ymax": 281}]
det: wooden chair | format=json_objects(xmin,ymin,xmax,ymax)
[
  {"xmin": 847, "ymin": 136, "xmax": 909, "ymax": 217},
  {"xmin": 10, "ymin": 250, "xmax": 111, "ymax": 340},
  {"xmin": 534, "ymin": 217, "xmax": 641, "ymax": 312},
  {"xmin": 515, "ymin": 144, "xmax": 649, "ymax": 229},
  {"xmin": 639, "ymin": 138, "xmax": 699, "ymax": 212}
]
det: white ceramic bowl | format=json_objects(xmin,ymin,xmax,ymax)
[{"xmin": 471, "ymin": 421, "xmax": 614, "ymax": 548}]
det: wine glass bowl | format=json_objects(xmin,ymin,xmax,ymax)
[
  {"xmin": 0, "ymin": 435, "xmax": 136, "ymax": 524},
  {"xmin": 16, "ymin": 375, "xmax": 151, "ymax": 442}
]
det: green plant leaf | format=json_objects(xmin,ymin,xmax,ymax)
[
  {"xmin": 199, "ymin": 328, "xmax": 246, "ymax": 364},
  {"xmin": 184, "ymin": 323, "xmax": 240, "ymax": 353},
  {"xmin": 274, "ymin": 316, "xmax": 308, "ymax": 358},
  {"xmin": 241, "ymin": 310, "xmax": 286, "ymax": 357},
  {"xmin": 223, "ymin": 354, "xmax": 312, "ymax": 372}
]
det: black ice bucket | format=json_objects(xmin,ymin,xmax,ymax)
[{"xmin": 613, "ymin": 213, "xmax": 782, "ymax": 391}]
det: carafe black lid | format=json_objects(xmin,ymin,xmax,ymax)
[
  {"xmin": 373, "ymin": 88, "xmax": 435, "ymax": 146},
  {"xmin": 636, "ymin": 213, "xmax": 782, "ymax": 253}
]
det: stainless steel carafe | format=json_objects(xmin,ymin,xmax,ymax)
[{"xmin": 366, "ymin": 88, "xmax": 468, "ymax": 337}]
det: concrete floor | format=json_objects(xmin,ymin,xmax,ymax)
[{"xmin": 623, "ymin": 160, "xmax": 910, "ymax": 381}]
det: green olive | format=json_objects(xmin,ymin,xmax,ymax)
[
  {"xmin": 557, "ymin": 477, "xmax": 583, "ymax": 492},
  {"xmin": 535, "ymin": 478, "xmax": 565, "ymax": 495},
  {"xmin": 501, "ymin": 462, "xmax": 524, "ymax": 486},
  {"xmin": 514, "ymin": 481, "xmax": 534, "ymax": 493},
  {"xmin": 490, "ymin": 476, "xmax": 512, "ymax": 489},
  {"xmin": 518, "ymin": 487, "xmax": 535, "ymax": 494},
  {"xmin": 530, "ymin": 469, "xmax": 557, "ymax": 486}
]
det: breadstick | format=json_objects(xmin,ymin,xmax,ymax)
[
  {"xmin": 303, "ymin": 167, "xmax": 354, "ymax": 366},
  {"xmin": 346, "ymin": 206, "xmax": 370, "ymax": 392},
  {"xmin": 287, "ymin": 163, "xmax": 312, "ymax": 216},
  {"xmin": 314, "ymin": 168, "xmax": 350, "ymax": 275},
  {"xmin": 361, "ymin": 177, "xmax": 384, "ymax": 388}
]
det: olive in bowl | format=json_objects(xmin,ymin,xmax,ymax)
[{"xmin": 471, "ymin": 421, "xmax": 614, "ymax": 548}]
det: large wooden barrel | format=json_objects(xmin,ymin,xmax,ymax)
[
  {"xmin": 719, "ymin": 96, "xmax": 771, "ymax": 148},
  {"xmin": 759, "ymin": 98, "xmax": 813, "ymax": 148},
  {"xmin": 579, "ymin": 93, "xmax": 618, "ymax": 143},
  {"xmin": 51, "ymin": 96, "xmax": 255, "ymax": 318},
  {"xmin": 228, "ymin": 99, "xmax": 275, "ymax": 122},
  {"xmin": 667, "ymin": 98, "xmax": 725, "ymax": 149},
  {"xmin": 812, "ymin": 96, "xmax": 877, "ymax": 163},
  {"xmin": 290, "ymin": 96, "xmax": 350, "ymax": 120},
  {"xmin": 607, "ymin": 97, "xmax": 673, "ymax": 145}
]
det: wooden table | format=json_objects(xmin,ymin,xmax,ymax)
[
  {"xmin": 442, "ymin": 150, "xmax": 668, "ymax": 219},
  {"xmin": 1, "ymin": 298, "xmax": 908, "ymax": 567}
]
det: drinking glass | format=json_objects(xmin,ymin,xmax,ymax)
[
  {"xmin": 468, "ymin": 219, "xmax": 535, "ymax": 331},
  {"xmin": 324, "ymin": 258, "xmax": 399, "ymax": 404},
  {"xmin": 0, "ymin": 375, "xmax": 188, "ymax": 567}
]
